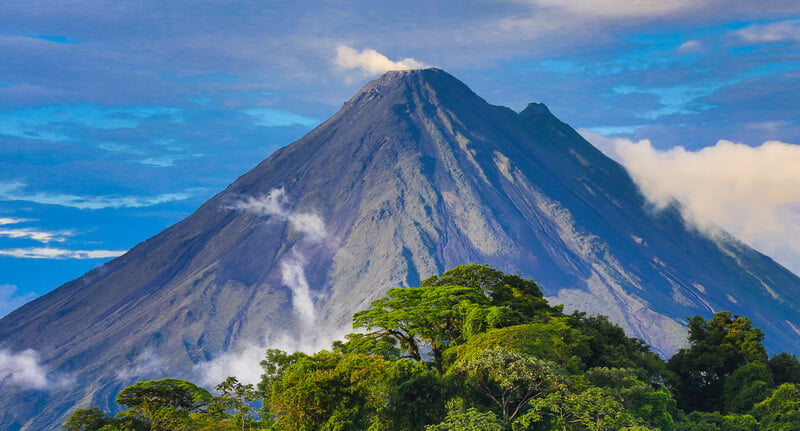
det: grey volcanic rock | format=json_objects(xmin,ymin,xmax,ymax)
[{"xmin": 2, "ymin": 68, "xmax": 799, "ymax": 430}]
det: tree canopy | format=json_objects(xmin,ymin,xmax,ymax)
[{"xmin": 64, "ymin": 264, "xmax": 800, "ymax": 431}]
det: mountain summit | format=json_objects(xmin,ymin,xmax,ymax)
[{"xmin": 2, "ymin": 68, "xmax": 799, "ymax": 430}]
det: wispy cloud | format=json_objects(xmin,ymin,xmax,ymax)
[
  {"xmin": 0, "ymin": 182, "xmax": 193, "ymax": 210},
  {"xmin": 734, "ymin": 20, "xmax": 800, "ymax": 43},
  {"xmin": 0, "ymin": 284, "xmax": 37, "ymax": 318},
  {"xmin": 138, "ymin": 153, "xmax": 204, "ymax": 168},
  {"xmin": 228, "ymin": 188, "xmax": 330, "ymax": 326},
  {"xmin": 0, "ymin": 247, "xmax": 125, "ymax": 259},
  {"xmin": 193, "ymin": 329, "xmax": 349, "ymax": 387},
  {"xmin": 116, "ymin": 349, "xmax": 166, "ymax": 381},
  {"xmin": 0, "ymin": 348, "xmax": 73, "ymax": 390},
  {"xmin": 334, "ymin": 45, "xmax": 428, "ymax": 77},
  {"xmin": 521, "ymin": 0, "xmax": 697, "ymax": 18},
  {"xmin": 0, "ymin": 218, "xmax": 31, "ymax": 226},
  {"xmin": 200, "ymin": 187, "xmax": 341, "ymax": 387},
  {"xmin": 229, "ymin": 188, "xmax": 328, "ymax": 242},
  {"xmin": 587, "ymin": 134, "xmax": 800, "ymax": 275},
  {"xmin": 280, "ymin": 251, "xmax": 316, "ymax": 327},
  {"xmin": 243, "ymin": 108, "xmax": 318, "ymax": 128},
  {"xmin": 0, "ymin": 218, "xmax": 72, "ymax": 243}
]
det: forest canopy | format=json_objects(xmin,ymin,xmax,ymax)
[{"xmin": 64, "ymin": 264, "xmax": 800, "ymax": 431}]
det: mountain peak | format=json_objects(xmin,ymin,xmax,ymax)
[{"xmin": 3, "ymin": 68, "xmax": 800, "ymax": 431}]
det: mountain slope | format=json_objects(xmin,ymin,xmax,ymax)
[{"xmin": 1, "ymin": 68, "xmax": 799, "ymax": 430}]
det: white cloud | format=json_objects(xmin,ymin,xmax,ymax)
[
  {"xmin": 0, "ymin": 284, "xmax": 37, "ymax": 318},
  {"xmin": 520, "ymin": 0, "xmax": 697, "ymax": 18},
  {"xmin": 0, "ymin": 348, "xmax": 73, "ymax": 390},
  {"xmin": 193, "ymin": 329, "xmax": 349, "ymax": 387},
  {"xmin": 677, "ymin": 40, "xmax": 703, "ymax": 53},
  {"xmin": 590, "ymin": 136, "xmax": 800, "ymax": 275},
  {"xmin": 116, "ymin": 349, "xmax": 166, "ymax": 381},
  {"xmin": 228, "ymin": 188, "xmax": 330, "ymax": 328},
  {"xmin": 229, "ymin": 188, "xmax": 328, "ymax": 243},
  {"xmin": 288, "ymin": 212, "xmax": 327, "ymax": 243},
  {"xmin": 229, "ymin": 188, "xmax": 289, "ymax": 218},
  {"xmin": 0, "ymin": 247, "xmax": 125, "ymax": 259},
  {"xmin": 280, "ymin": 251, "xmax": 316, "ymax": 328},
  {"xmin": 334, "ymin": 45, "xmax": 428, "ymax": 76},
  {"xmin": 0, "ymin": 217, "xmax": 74, "ymax": 243},
  {"xmin": 0, "ymin": 182, "xmax": 194, "ymax": 210},
  {"xmin": 735, "ymin": 20, "xmax": 800, "ymax": 43},
  {"xmin": 243, "ymin": 108, "xmax": 318, "ymax": 128},
  {"xmin": 0, "ymin": 227, "xmax": 71, "ymax": 243},
  {"xmin": 0, "ymin": 217, "xmax": 31, "ymax": 226}
]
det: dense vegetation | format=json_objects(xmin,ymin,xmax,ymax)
[{"xmin": 64, "ymin": 265, "xmax": 800, "ymax": 430}]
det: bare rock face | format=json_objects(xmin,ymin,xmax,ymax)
[{"xmin": 1, "ymin": 68, "xmax": 799, "ymax": 430}]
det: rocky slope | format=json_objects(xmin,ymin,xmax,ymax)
[{"xmin": 1, "ymin": 68, "xmax": 799, "ymax": 430}]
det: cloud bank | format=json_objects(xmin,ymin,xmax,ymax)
[
  {"xmin": 334, "ymin": 45, "xmax": 428, "ymax": 76},
  {"xmin": 585, "ymin": 134, "xmax": 800, "ymax": 275},
  {"xmin": 528, "ymin": 0, "xmax": 697, "ymax": 18},
  {"xmin": 735, "ymin": 19, "xmax": 800, "ymax": 43},
  {"xmin": 192, "ymin": 329, "xmax": 348, "ymax": 387},
  {"xmin": 0, "ymin": 247, "xmax": 126, "ymax": 259},
  {"xmin": 0, "ymin": 182, "xmax": 193, "ymax": 210},
  {"xmin": 0, "ymin": 348, "xmax": 72, "ymax": 390},
  {"xmin": 0, "ymin": 218, "xmax": 71, "ymax": 243}
]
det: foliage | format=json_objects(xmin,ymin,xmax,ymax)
[
  {"xmin": 424, "ymin": 399, "xmax": 505, "ymax": 431},
  {"xmin": 263, "ymin": 350, "xmax": 390, "ymax": 431},
  {"xmin": 752, "ymin": 383, "xmax": 800, "ymax": 430},
  {"xmin": 210, "ymin": 377, "xmax": 259, "ymax": 431},
  {"xmin": 768, "ymin": 353, "xmax": 800, "ymax": 385},
  {"xmin": 667, "ymin": 312, "xmax": 767, "ymax": 412},
  {"xmin": 63, "ymin": 407, "xmax": 113, "ymax": 431},
  {"xmin": 723, "ymin": 361, "xmax": 774, "ymax": 413},
  {"xmin": 63, "ymin": 265, "xmax": 800, "ymax": 431},
  {"xmin": 116, "ymin": 378, "xmax": 212, "ymax": 416},
  {"xmin": 443, "ymin": 319, "xmax": 589, "ymax": 372},
  {"xmin": 450, "ymin": 347, "xmax": 565, "ymax": 421}
]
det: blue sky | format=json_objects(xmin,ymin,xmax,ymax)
[{"xmin": 1, "ymin": 0, "xmax": 800, "ymax": 317}]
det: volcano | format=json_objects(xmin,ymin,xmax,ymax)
[{"xmin": 2, "ymin": 68, "xmax": 799, "ymax": 430}]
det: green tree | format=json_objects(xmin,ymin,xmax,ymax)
[
  {"xmin": 63, "ymin": 407, "xmax": 112, "ymax": 431},
  {"xmin": 264, "ymin": 350, "xmax": 389, "ymax": 431},
  {"xmin": 567, "ymin": 313, "xmax": 667, "ymax": 383},
  {"xmin": 424, "ymin": 399, "xmax": 505, "ymax": 431},
  {"xmin": 450, "ymin": 347, "xmax": 565, "ymax": 421},
  {"xmin": 584, "ymin": 367, "xmax": 677, "ymax": 430},
  {"xmin": 520, "ymin": 387, "xmax": 647, "ymax": 430},
  {"xmin": 211, "ymin": 377, "xmax": 259, "ymax": 431},
  {"xmin": 352, "ymin": 283, "xmax": 491, "ymax": 372},
  {"xmin": 116, "ymin": 378, "xmax": 212, "ymax": 431},
  {"xmin": 384, "ymin": 358, "xmax": 445, "ymax": 430},
  {"xmin": 353, "ymin": 264, "xmax": 559, "ymax": 373},
  {"xmin": 421, "ymin": 264, "xmax": 553, "ymax": 320},
  {"xmin": 721, "ymin": 414, "xmax": 759, "ymax": 431},
  {"xmin": 768, "ymin": 353, "xmax": 800, "ymax": 385},
  {"xmin": 443, "ymin": 319, "xmax": 589, "ymax": 372},
  {"xmin": 723, "ymin": 361, "xmax": 774, "ymax": 413},
  {"xmin": 752, "ymin": 383, "xmax": 800, "ymax": 431},
  {"xmin": 667, "ymin": 312, "xmax": 767, "ymax": 412}
]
